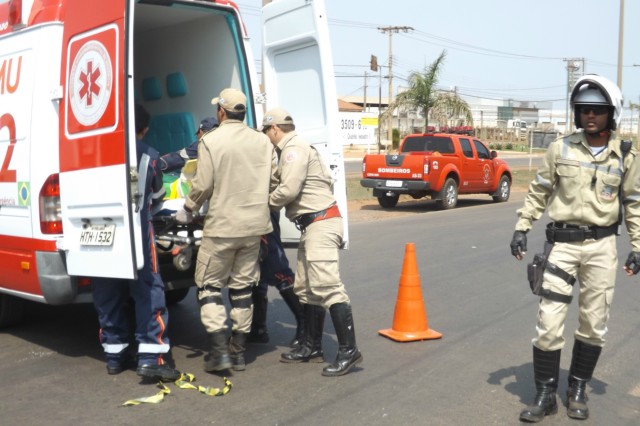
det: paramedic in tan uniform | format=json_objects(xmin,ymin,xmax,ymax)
[
  {"xmin": 262, "ymin": 108, "xmax": 363, "ymax": 377},
  {"xmin": 175, "ymin": 88, "xmax": 277, "ymax": 373},
  {"xmin": 511, "ymin": 74, "xmax": 640, "ymax": 422}
]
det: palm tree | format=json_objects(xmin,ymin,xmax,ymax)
[{"xmin": 387, "ymin": 50, "xmax": 473, "ymax": 132}]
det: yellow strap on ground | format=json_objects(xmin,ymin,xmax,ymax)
[
  {"xmin": 122, "ymin": 373, "xmax": 232, "ymax": 406},
  {"xmin": 122, "ymin": 383, "xmax": 171, "ymax": 406},
  {"xmin": 198, "ymin": 378, "xmax": 232, "ymax": 396}
]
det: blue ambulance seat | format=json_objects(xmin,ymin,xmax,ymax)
[
  {"xmin": 146, "ymin": 113, "xmax": 195, "ymax": 156},
  {"xmin": 141, "ymin": 72, "xmax": 195, "ymax": 155}
]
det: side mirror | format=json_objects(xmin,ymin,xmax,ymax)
[{"xmin": 490, "ymin": 150, "xmax": 498, "ymax": 159}]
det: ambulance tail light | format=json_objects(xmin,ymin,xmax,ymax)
[
  {"xmin": 424, "ymin": 160, "xmax": 430, "ymax": 175},
  {"xmin": 39, "ymin": 174, "xmax": 63, "ymax": 234}
]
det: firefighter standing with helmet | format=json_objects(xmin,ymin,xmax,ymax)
[
  {"xmin": 510, "ymin": 74, "xmax": 640, "ymax": 422},
  {"xmin": 262, "ymin": 108, "xmax": 363, "ymax": 377}
]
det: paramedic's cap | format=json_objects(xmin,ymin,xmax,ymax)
[
  {"xmin": 197, "ymin": 117, "xmax": 218, "ymax": 135},
  {"xmin": 211, "ymin": 88, "xmax": 247, "ymax": 112},
  {"xmin": 261, "ymin": 108, "xmax": 294, "ymax": 131}
]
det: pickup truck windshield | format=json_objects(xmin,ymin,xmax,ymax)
[{"xmin": 402, "ymin": 136, "xmax": 455, "ymax": 154}]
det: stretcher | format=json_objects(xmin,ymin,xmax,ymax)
[{"xmin": 151, "ymin": 160, "xmax": 202, "ymax": 299}]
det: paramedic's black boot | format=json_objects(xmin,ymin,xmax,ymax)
[
  {"xmin": 137, "ymin": 352, "xmax": 181, "ymax": 382},
  {"xmin": 281, "ymin": 304, "xmax": 325, "ymax": 363},
  {"xmin": 229, "ymin": 331, "xmax": 248, "ymax": 371},
  {"xmin": 105, "ymin": 348, "xmax": 134, "ymax": 375},
  {"xmin": 322, "ymin": 303, "xmax": 363, "ymax": 377},
  {"xmin": 519, "ymin": 346, "xmax": 560, "ymax": 423},
  {"xmin": 566, "ymin": 339, "xmax": 602, "ymax": 420},
  {"xmin": 204, "ymin": 331, "xmax": 232, "ymax": 372},
  {"xmin": 280, "ymin": 287, "xmax": 304, "ymax": 348},
  {"xmin": 248, "ymin": 289, "xmax": 269, "ymax": 344}
]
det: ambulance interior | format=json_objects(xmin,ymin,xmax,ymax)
[
  {"xmin": 131, "ymin": 2, "xmax": 257, "ymax": 291},
  {"xmin": 133, "ymin": 1, "xmax": 256, "ymax": 163}
]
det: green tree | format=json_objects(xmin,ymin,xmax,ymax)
[{"xmin": 387, "ymin": 50, "xmax": 473, "ymax": 132}]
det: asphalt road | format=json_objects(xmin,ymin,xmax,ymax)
[{"xmin": 2, "ymin": 194, "xmax": 640, "ymax": 425}]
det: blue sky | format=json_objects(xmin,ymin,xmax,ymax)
[{"xmin": 236, "ymin": 0, "xmax": 640, "ymax": 113}]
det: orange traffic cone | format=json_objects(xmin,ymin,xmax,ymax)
[{"xmin": 379, "ymin": 242, "xmax": 442, "ymax": 342}]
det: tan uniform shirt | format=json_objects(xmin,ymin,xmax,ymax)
[
  {"xmin": 185, "ymin": 119, "xmax": 278, "ymax": 238},
  {"xmin": 269, "ymin": 131, "xmax": 335, "ymax": 219},
  {"xmin": 516, "ymin": 132, "xmax": 640, "ymax": 250}
]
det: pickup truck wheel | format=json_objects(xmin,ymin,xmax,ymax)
[
  {"xmin": 377, "ymin": 194, "xmax": 399, "ymax": 209},
  {"xmin": 0, "ymin": 294, "xmax": 25, "ymax": 328},
  {"xmin": 492, "ymin": 175, "xmax": 511, "ymax": 203},
  {"xmin": 436, "ymin": 178, "xmax": 458, "ymax": 210}
]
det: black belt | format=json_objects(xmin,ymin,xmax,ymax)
[{"xmin": 546, "ymin": 222, "xmax": 618, "ymax": 243}]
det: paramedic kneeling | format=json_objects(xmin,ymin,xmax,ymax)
[
  {"xmin": 91, "ymin": 104, "xmax": 181, "ymax": 381},
  {"xmin": 263, "ymin": 108, "xmax": 363, "ymax": 377},
  {"xmin": 511, "ymin": 74, "xmax": 640, "ymax": 422}
]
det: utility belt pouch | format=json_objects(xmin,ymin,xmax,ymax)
[
  {"xmin": 526, "ymin": 241, "xmax": 574, "ymax": 304},
  {"xmin": 527, "ymin": 242, "xmax": 552, "ymax": 296}
]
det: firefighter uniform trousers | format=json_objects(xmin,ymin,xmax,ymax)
[
  {"xmin": 93, "ymin": 213, "xmax": 170, "ymax": 362},
  {"xmin": 195, "ymin": 236, "xmax": 258, "ymax": 333},
  {"xmin": 534, "ymin": 235, "xmax": 617, "ymax": 351},
  {"xmin": 294, "ymin": 217, "xmax": 350, "ymax": 307}
]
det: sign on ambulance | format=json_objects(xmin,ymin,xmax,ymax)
[{"xmin": 0, "ymin": 49, "xmax": 30, "ymax": 208}]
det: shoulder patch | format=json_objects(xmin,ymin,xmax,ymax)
[{"xmin": 284, "ymin": 150, "xmax": 298, "ymax": 163}]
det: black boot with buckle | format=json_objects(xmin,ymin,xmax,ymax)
[
  {"xmin": 204, "ymin": 331, "xmax": 232, "ymax": 372},
  {"xmin": 519, "ymin": 346, "xmax": 560, "ymax": 423},
  {"xmin": 281, "ymin": 303, "xmax": 325, "ymax": 363},
  {"xmin": 229, "ymin": 331, "xmax": 248, "ymax": 371},
  {"xmin": 322, "ymin": 302, "xmax": 363, "ymax": 377},
  {"xmin": 566, "ymin": 339, "xmax": 602, "ymax": 420}
]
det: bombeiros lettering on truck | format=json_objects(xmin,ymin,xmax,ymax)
[
  {"xmin": 378, "ymin": 167, "xmax": 411, "ymax": 174},
  {"xmin": 0, "ymin": 0, "xmax": 347, "ymax": 327}
]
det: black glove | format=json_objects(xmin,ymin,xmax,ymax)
[
  {"xmin": 625, "ymin": 251, "xmax": 640, "ymax": 275},
  {"xmin": 510, "ymin": 230, "xmax": 528, "ymax": 259}
]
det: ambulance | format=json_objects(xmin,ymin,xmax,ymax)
[{"xmin": 0, "ymin": 0, "xmax": 348, "ymax": 326}]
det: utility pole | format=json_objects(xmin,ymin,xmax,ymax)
[
  {"xmin": 378, "ymin": 26, "xmax": 413, "ymax": 148},
  {"xmin": 563, "ymin": 58, "xmax": 584, "ymax": 134},
  {"xmin": 363, "ymin": 71, "xmax": 368, "ymax": 112},
  {"xmin": 617, "ymin": 0, "xmax": 625, "ymax": 88}
]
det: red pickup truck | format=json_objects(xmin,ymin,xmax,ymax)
[{"xmin": 360, "ymin": 133, "xmax": 512, "ymax": 209}]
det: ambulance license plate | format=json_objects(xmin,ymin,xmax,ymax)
[
  {"xmin": 80, "ymin": 224, "xmax": 115, "ymax": 246},
  {"xmin": 386, "ymin": 180, "xmax": 402, "ymax": 188}
]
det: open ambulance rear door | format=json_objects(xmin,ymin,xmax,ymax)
[
  {"xmin": 58, "ymin": 0, "xmax": 142, "ymax": 279},
  {"xmin": 262, "ymin": 0, "xmax": 349, "ymax": 249}
]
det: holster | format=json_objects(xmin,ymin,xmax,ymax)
[{"xmin": 527, "ymin": 241, "xmax": 575, "ymax": 304}]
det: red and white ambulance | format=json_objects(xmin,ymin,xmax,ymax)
[{"xmin": 0, "ymin": 0, "xmax": 348, "ymax": 326}]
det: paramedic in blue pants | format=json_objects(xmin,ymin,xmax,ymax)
[
  {"xmin": 248, "ymin": 210, "xmax": 304, "ymax": 348},
  {"xmin": 92, "ymin": 104, "xmax": 181, "ymax": 381}
]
